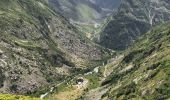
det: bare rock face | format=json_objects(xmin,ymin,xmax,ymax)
[
  {"xmin": 0, "ymin": 49, "xmax": 3, "ymax": 54},
  {"xmin": 98, "ymin": 0, "xmax": 170, "ymax": 50}
]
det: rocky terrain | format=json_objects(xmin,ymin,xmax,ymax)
[
  {"xmin": 98, "ymin": 0, "xmax": 170, "ymax": 50},
  {"xmin": 0, "ymin": 0, "xmax": 110, "ymax": 95},
  {"xmin": 99, "ymin": 21, "xmax": 170, "ymax": 100},
  {"xmin": 1, "ymin": 0, "xmax": 170, "ymax": 100},
  {"xmin": 48, "ymin": 0, "xmax": 121, "ymax": 39}
]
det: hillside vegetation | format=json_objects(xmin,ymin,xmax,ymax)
[
  {"xmin": 1, "ymin": 0, "xmax": 170, "ymax": 100},
  {"xmin": 0, "ymin": 0, "xmax": 111, "ymax": 95},
  {"xmin": 101, "ymin": 22, "xmax": 170, "ymax": 100},
  {"xmin": 0, "ymin": 94, "xmax": 40, "ymax": 100},
  {"xmin": 98, "ymin": 0, "xmax": 170, "ymax": 50}
]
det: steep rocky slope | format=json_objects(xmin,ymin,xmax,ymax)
[
  {"xmin": 2, "ymin": 0, "xmax": 170, "ymax": 99},
  {"xmin": 0, "ymin": 0, "xmax": 110, "ymax": 95},
  {"xmin": 98, "ymin": 0, "xmax": 170, "ymax": 50},
  {"xmin": 100, "ymin": 22, "xmax": 170, "ymax": 100},
  {"xmin": 45, "ymin": 22, "xmax": 170, "ymax": 100}
]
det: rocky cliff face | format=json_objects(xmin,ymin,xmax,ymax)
[
  {"xmin": 0, "ymin": 0, "xmax": 109, "ymax": 94},
  {"xmin": 98, "ymin": 0, "xmax": 170, "ymax": 50}
]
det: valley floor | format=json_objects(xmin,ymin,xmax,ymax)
[{"xmin": 40, "ymin": 55, "xmax": 124, "ymax": 100}]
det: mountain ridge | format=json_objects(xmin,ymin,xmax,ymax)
[
  {"xmin": 100, "ymin": 21, "xmax": 170, "ymax": 100},
  {"xmin": 98, "ymin": 0, "xmax": 170, "ymax": 50}
]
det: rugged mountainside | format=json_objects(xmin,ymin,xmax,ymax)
[
  {"xmin": 0, "ymin": 0, "xmax": 110, "ymax": 95},
  {"xmin": 45, "ymin": 22, "xmax": 170, "ymax": 100},
  {"xmin": 100, "ymin": 22, "xmax": 170, "ymax": 100},
  {"xmin": 48, "ymin": 0, "xmax": 121, "ymax": 39},
  {"xmin": 98, "ymin": 0, "xmax": 170, "ymax": 50},
  {"xmin": 49, "ymin": 0, "xmax": 121, "ymax": 23},
  {"xmin": 1, "ymin": 0, "xmax": 170, "ymax": 100}
]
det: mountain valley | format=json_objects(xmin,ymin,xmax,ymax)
[
  {"xmin": 49, "ymin": 0, "xmax": 121, "ymax": 39},
  {"xmin": 0, "ymin": 0, "xmax": 170, "ymax": 100}
]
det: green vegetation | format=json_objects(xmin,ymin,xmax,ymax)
[
  {"xmin": 85, "ymin": 74, "xmax": 100, "ymax": 90},
  {"xmin": 0, "ymin": 94, "xmax": 40, "ymax": 100},
  {"xmin": 101, "ymin": 22, "xmax": 170, "ymax": 99},
  {"xmin": 0, "ymin": 0, "xmax": 111, "ymax": 98},
  {"xmin": 98, "ymin": 0, "xmax": 170, "ymax": 50},
  {"xmin": 2, "ymin": 0, "xmax": 170, "ymax": 100}
]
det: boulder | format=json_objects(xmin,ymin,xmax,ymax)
[{"xmin": 0, "ymin": 49, "xmax": 3, "ymax": 55}]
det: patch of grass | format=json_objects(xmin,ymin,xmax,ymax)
[
  {"xmin": 0, "ymin": 94, "xmax": 40, "ymax": 100},
  {"xmin": 85, "ymin": 74, "xmax": 100, "ymax": 90},
  {"xmin": 14, "ymin": 39, "xmax": 40, "ymax": 49}
]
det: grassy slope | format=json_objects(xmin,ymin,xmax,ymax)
[
  {"xmin": 101, "ymin": 22, "xmax": 170, "ymax": 100},
  {"xmin": 0, "ymin": 94, "xmax": 40, "ymax": 100},
  {"xmin": 99, "ymin": 0, "xmax": 170, "ymax": 51}
]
